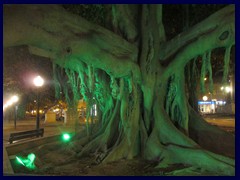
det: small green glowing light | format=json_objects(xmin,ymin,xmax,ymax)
[
  {"xmin": 62, "ymin": 133, "xmax": 71, "ymax": 141},
  {"xmin": 16, "ymin": 156, "xmax": 25, "ymax": 166}
]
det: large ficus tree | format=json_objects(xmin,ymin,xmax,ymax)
[{"xmin": 4, "ymin": 4, "xmax": 235, "ymax": 175}]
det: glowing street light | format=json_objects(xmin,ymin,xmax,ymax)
[
  {"xmin": 225, "ymin": 86, "xmax": 232, "ymax": 93},
  {"xmin": 33, "ymin": 75, "xmax": 44, "ymax": 130},
  {"xmin": 3, "ymin": 105, "xmax": 8, "ymax": 111},
  {"xmin": 3, "ymin": 95, "xmax": 19, "ymax": 129},
  {"xmin": 6, "ymin": 100, "xmax": 13, "ymax": 106},
  {"xmin": 221, "ymin": 86, "xmax": 232, "ymax": 93},
  {"xmin": 11, "ymin": 95, "xmax": 19, "ymax": 103},
  {"xmin": 33, "ymin": 76, "xmax": 44, "ymax": 87},
  {"xmin": 203, "ymin": 96, "xmax": 208, "ymax": 101}
]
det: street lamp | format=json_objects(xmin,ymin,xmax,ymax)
[
  {"xmin": 33, "ymin": 76, "xmax": 44, "ymax": 130},
  {"xmin": 11, "ymin": 95, "xmax": 19, "ymax": 103},
  {"xmin": 203, "ymin": 96, "xmax": 208, "ymax": 101},
  {"xmin": 225, "ymin": 86, "xmax": 232, "ymax": 93}
]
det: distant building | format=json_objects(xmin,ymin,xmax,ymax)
[{"xmin": 197, "ymin": 76, "xmax": 235, "ymax": 114}]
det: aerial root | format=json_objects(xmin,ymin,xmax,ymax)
[
  {"xmin": 102, "ymin": 133, "xmax": 138, "ymax": 164},
  {"xmin": 77, "ymin": 134, "xmax": 105, "ymax": 158}
]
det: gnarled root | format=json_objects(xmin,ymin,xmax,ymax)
[{"xmin": 144, "ymin": 101, "xmax": 235, "ymax": 175}]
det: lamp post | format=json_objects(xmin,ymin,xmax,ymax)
[
  {"xmin": 33, "ymin": 76, "xmax": 44, "ymax": 130},
  {"xmin": 11, "ymin": 95, "xmax": 19, "ymax": 129},
  {"xmin": 14, "ymin": 105, "xmax": 18, "ymax": 129},
  {"xmin": 9, "ymin": 95, "xmax": 19, "ymax": 129}
]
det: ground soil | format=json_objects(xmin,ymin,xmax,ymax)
[{"xmin": 10, "ymin": 138, "xmax": 233, "ymax": 176}]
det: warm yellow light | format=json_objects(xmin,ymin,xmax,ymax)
[
  {"xmin": 203, "ymin": 96, "xmax": 208, "ymax": 101},
  {"xmin": 204, "ymin": 78, "xmax": 207, "ymax": 81},
  {"xmin": 220, "ymin": 86, "xmax": 224, "ymax": 90},
  {"xmin": 7, "ymin": 100, "xmax": 13, "ymax": 106},
  {"xmin": 33, "ymin": 76, "xmax": 44, "ymax": 87},
  {"xmin": 225, "ymin": 87, "xmax": 232, "ymax": 93},
  {"xmin": 11, "ymin": 95, "xmax": 19, "ymax": 103},
  {"xmin": 3, "ymin": 105, "xmax": 7, "ymax": 111},
  {"xmin": 3, "ymin": 95, "xmax": 19, "ymax": 111}
]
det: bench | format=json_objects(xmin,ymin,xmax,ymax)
[{"xmin": 9, "ymin": 128, "xmax": 44, "ymax": 144}]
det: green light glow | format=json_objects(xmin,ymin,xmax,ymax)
[
  {"xmin": 26, "ymin": 153, "xmax": 36, "ymax": 169},
  {"xmin": 16, "ymin": 156, "xmax": 25, "ymax": 166},
  {"xmin": 15, "ymin": 153, "xmax": 36, "ymax": 169},
  {"xmin": 28, "ymin": 153, "xmax": 36, "ymax": 162},
  {"xmin": 62, "ymin": 133, "xmax": 71, "ymax": 141}
]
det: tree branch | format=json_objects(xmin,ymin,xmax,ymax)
[
  {"xmin": 3, "ymin": 4, "xmax": 141, "ymax": 82},
  {"xmin": 111, "ymin": 5, "xmax": 138, "ymax": 42},
  {"xmin": 160, "ymin": 5, "xmax": 235, "ymax": 78}
]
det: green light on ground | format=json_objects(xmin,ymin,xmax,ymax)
[
  {"xmin": 28, "ymin": 153, "xmax": 36, "ymax": 162},
  {"xmin": 62, "ymin": 133, "xmax": 71, "ymax": 141},
  {"xmin": 26, "ymin": 153, "xmax": 36, "ymax": 169},
  {"xmin": 16, "ymin": 156, "xmax": 25, "ymax": 166},
  {"xmin": 15, "ymin": 153, "xmax": 36, "ymax": 169}
]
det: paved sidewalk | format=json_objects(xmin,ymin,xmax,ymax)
[
  {"xmin": 204, "ymin": 114, "xmax": 235, "ymax": 133},
  {"xmin": 3, "ymin": 119, "xmax": 83, "ymax": 145},
  {"xmin": 3, "ymin": 145, "xmax": 14, "ymax": 174}
]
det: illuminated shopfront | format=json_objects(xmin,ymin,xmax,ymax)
[{"xmin": 198, "ymin": 100, "xmax": 226, "ymax": 114}]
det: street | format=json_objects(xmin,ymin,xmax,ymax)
[
  {"xmin": 203, "ymin": 114, "xmax": 235, "ymax": 133},
  {"xmin": 3, "ymin": 114, "xmax": 235, "ymax": 145},
  {"xmin": 3, "ymin": 118, "xmax": 82, "ymax": 146}
]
